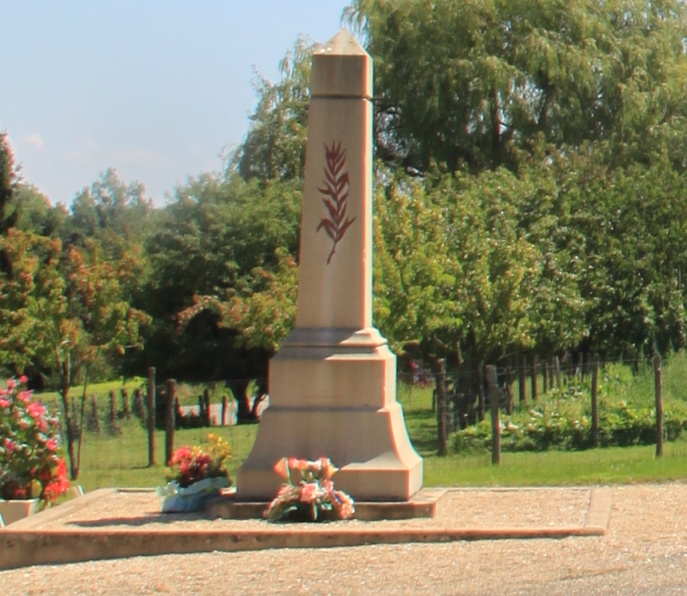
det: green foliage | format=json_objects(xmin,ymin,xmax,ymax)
[
  {"xmin": 231, "ymin": 36, "xmax": 314, "ymax": 183},
  {"xmin": 67, "ymin": 168, "xmax": 154, "ymax": 248},
  {"xmin": 373, "ymin": 169, "xmax": 462, "ymax": 356},
  {"xmin": 0, "ymin": 130, "xmax": 20, "ymax": 237},
  {"xmin": 138, "ymin": 173, "xmax": 301, "ymax": 382},
  {"xmin": 452, "ymin": 357, "xmax": 687, "ymax": 453},
  {"xmin": 373, "ymin": 163, "xmax": 588, "ymax": 361},
  {"xmin": 0, "ymin": 228, "xmax": 150, "ymax": 479},
  {"xmin": 346, "ymin": 0, "xmax": 687, "ymax": 174},
  {"xmin": 13, "ymin": 184, "xmax": 69, "ymax": 238},
  {"xmin": 453, "ymin": 399, "xmax": 687, "ymax": 453}
]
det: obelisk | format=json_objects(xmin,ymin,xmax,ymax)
[{"xmin": 236, "ymin": 29, "xmax": 423, "ymax": 502}]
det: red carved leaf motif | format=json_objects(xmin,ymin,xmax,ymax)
[{"xmin": 316, "ymin": 140, "xmax": 356, "ymax": 265}]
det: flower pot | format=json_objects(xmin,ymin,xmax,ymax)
[
  {"xmin": 158, "ymin": 477, "xmax": 230, "ymax": 513},
  {"xmin": 0, "ymin": 498, "xmax": 39, "ymax": 527}
]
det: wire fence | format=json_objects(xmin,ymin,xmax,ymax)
[{"xmin": 42, "ymin": 352, "xmax": 687, "ymax": 490}]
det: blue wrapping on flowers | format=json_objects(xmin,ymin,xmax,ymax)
[{"xmin": 157, "ymin": 476, "xmax": 229, "ymax": 513}]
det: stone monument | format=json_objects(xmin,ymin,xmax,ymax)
[{"xmin": 236, "ymin": 29, "xmax": 423, "ymax": 502}]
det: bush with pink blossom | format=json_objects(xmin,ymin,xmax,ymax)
[{"xmin": 0, "ymin": 377, "xmax": 70, "ymax": 506}]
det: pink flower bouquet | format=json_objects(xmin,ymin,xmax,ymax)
[
  {"xmin": 264, "ymin": 457, "xmax": 355, "ymax": 522},
  {"xmin": 0, "ymin": 377, "xmax": 70, "ymax": 506}
]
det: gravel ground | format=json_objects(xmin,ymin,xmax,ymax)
[{"xmin": 2, "ymin": 483, "xmax": 687, "ymax": 595}]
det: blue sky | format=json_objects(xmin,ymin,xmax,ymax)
[{"xmin": 1, "ymin": 1, "xmax": 353, "ymax": 206}]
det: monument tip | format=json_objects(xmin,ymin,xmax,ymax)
[{"xmin": 317, "ymin": 28, "xmax": 368, "ymax": 57}]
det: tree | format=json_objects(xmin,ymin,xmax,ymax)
[
  {"xmin": 231, "ymin": 36, "xmax": 314, "ymax": 183},
  {"xmin": 0, "ymin": 131, "xmax": 21, "ymax": 279},
  {"xmin": 372, "ymin": 168, "xmax": 463, "ymax": 361},
  {"xmin": 67, "ymin": 168, "xmax": 154, "ymax": 256},
  {"xmin": 346, "ymin": 0, "xmax": 687, "ymax": 174},
  {"xmin": 14, "ymin": 184, "xmax": 69, "ymax": 238},
  {"xmin": 177, "ymin": 247, "xmax": 298, "ymax": 419},
  {"xmin": 561, "ymin": 149, "xmax": 687, "ymax": 358},
  {"xmin": 0, "ymin": 229, "xmax": 149, "ymax": 479},
  {"xmin": 0, "ymin": 131, "xmax": 20, "ymax": 235},
  {"xmin": 138, "ymin": 173, "xmax": 301, "ymax": 392}
]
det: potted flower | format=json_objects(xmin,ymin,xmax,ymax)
[
  {"xmin": 157, "ymin": 433, "xmax": 232, "ymax": 513},
  {"xmin": 264, "ymin": 457, "xmax": 355, "ymax": 522},
  {"xmin": 0, "ymin": 377, "xmax": 70, "ymax": 525}
]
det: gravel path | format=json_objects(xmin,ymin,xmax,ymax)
[{"xmin": 2, "ymin": 483, "xmax": 687, "ymax": 594}]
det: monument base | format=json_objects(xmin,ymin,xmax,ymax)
[
  {"xmin": 235, "ymin": 328, "xmax": 423, "ymax": 502},
  {"xmin": 236, "ymin": 403, "xmax": 423, "ymax": 501}
]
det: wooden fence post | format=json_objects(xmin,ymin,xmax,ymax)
[
  {"xmin": 435, "ymin": 359, "xmax": 448, "ymax": 456},
  {"xmin": 553, "ymin": 356, "xmax": 561, "ymax": 390},
  {"xmin": 198, "ymin": 395, "xmax": 205, "ymax": 422},
  {"xmin": 203, "ymin": 387, "xmax": 211, "ymax": 426},
  {"xmin": 591, "ymin": 354, "xmax": 599, "ymax": 448},
  {"xmin": 577, "ymin": 352, "xmax": 584, "ymax": 380},
  {"xmin": 654, "ymin": 354, "xmax": 663, "ymax": 458},
  {"xmin": 477, "ymin": 362, "xmax": 486, "ymax": 422},
  {"xmin": 108, "ymin": 390, "xmax": 118, "ymax": 435},
  {"xmin": 108, "ymin": 390, "xmax": 116, "ymax": 424},
  {"xmin": 221, "ymin": 395, "xmax": 228, "ymax": 426},
  {"xmin": 88, "ymin": 395, "xmax": 100, "ymax": 434},
  {"xmin": 121, "ymin": 388, "xmax": 130, "ymax": 420},
  {"xmin": 487, "ymin": 365, "xmax": 500, "ymax": 465},
  {"xmin": 147, "ymin": 367, "xmax": 156, "ymax": 466},
  {"xmin": 518, "ymin": 354, "xmax": 526, "ymax": 404},
  {"xmin": 165, "ymin": 379, "xmax": 176, "ymax": 466},
  {"xmin": 132, "ymin": 387, "xmax": 145, "ymax": 421},
  {"xmin": 543, "ymin": 360, "xmax": 549, "ymax": 394},
  {"xmin": 505, "ymin": 361, "xmax": 514, "ymax": 415},
  {"xmin": 562, "ymin": 351, "xmax": 572, "ymax": 383}
]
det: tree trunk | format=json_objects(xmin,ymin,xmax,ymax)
[
  {"xmin": 228, "ymin": 380, "xmax": 253, "ymax": 421},
  {"xmin": 250, "ymin": 379, "xmax": 269, "ymax": 420},
  {"xmin": 60, "ymin": 381, "xmax": 79, "ymax": 480}
]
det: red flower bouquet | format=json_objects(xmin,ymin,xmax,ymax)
[{"xmin": 157, "ymin": 434, "xmax": 232, "ymax": 513}]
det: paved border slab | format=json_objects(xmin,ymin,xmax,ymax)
[
  {"xmin": 0, "ymin": 487, "xmax": 611, "ymax": 571},
  {"xmin": 206, "ymin": 487, "xmax": 449, "ymax": 520}
]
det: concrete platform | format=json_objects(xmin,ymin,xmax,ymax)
[
  {"xmin": 0, "ymin": 486, "xmax": 611, "ymax": 571},
  {"xmin": 206, "ymin": 487, "xmax": 447, "ymax": 521}
]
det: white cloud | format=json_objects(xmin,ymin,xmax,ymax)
[{"xmin": 24, "ymin": 133, "xmax": 45, "ymax": 149}]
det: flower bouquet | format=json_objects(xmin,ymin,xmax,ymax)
[
  {"xmin": 264, "ymin": 457, "xmax": 355, "ymax": 522},
  {"xmin": 157, "ymin": 433, "xmax": 232, "ymax": 513},
  {"xmin": 0, "ymin": 377, "xmax": 70, "ymax": 509}
]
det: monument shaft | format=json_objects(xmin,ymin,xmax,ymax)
[{"xmin": 236, "ymin": 30, "xmax": 423, "ymax": 502}]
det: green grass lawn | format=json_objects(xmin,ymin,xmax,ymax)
[
  {"xmin": 398, "ymin": 380, "xmax": 687, "ymax": 487},
  {"xmin": 59, "ymin": 375, "xmax": 687, "ymax": 493},
  {"xmin": 74, "ymin": 421, "xmax": 259, "ymax": 491}
]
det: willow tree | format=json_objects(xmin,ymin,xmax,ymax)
[{"xmin": 345, "ymin": 0, "xmax": 687, "ymax": 173}]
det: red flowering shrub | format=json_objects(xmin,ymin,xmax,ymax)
[{"xmin": 0, "ymin": 377, "xmax": 70, "ymax": 505}]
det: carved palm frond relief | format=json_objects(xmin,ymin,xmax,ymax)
[{"xmin": 316, "ymin": 140, "xmax": 356, "ymax": 265}]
